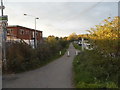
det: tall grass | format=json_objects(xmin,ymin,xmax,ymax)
[{"xmin": 73, "ymin": 50, "xmax": 119, "ymax": 88}]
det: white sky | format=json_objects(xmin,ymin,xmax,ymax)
[{"xmin": 3, "ymin": 0, "xmax": 119, "ymax": 37}]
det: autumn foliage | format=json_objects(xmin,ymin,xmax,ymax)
[
  {"xmin": 5, "ymin": 36, "xmax": 69, "ymax": 73},
  {"xmin": 73, "ymin": 16, "xmax": 120, "ymax": 88},
  {"xmin": 87, "ymin": 16, "xmax": 120, "ymax": 57}
]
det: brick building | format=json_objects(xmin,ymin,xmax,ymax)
[{"xmin": 7, "ymin": 25, "xmax": 42, "ymax": 46}]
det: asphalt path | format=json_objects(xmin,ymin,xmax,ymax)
[{"xmin": 3, "ymin": 43, "xmax": 79, "ymax": 88}]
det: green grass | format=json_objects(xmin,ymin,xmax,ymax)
[
  {"xmin": 76, "ymin": 81, "xmax": 118, "ymax": 88},
  {"xmin": 73, "ymin": 43, "xmax": 82, "ymax": 50},
  {"xmin": 73, "ymin": 50, "xmax": 119, "ymax": 88}
]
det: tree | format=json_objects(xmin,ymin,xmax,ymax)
[
  {"xmin": 67, "ymin": 33, "xmax": 78, "ymax": 41},
  {"xmin": 47, "ymin": 35, "xmax": 58, "ymax": 44},
  {"xmin": 87, "ymin": 16, "xmax": 120, "ymax": 57}
]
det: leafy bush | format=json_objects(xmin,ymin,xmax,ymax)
[
  {"xmin": 73, "ymin": 16, "xmax": 120, "ymax": 88},
  {"xmin": 87, "ymin": 16, "xmax": 120, "ymax": 57},
  {"xmin": 6, "ymin": 41, "xmax": 33, "ymax": 73},
  {"xmin": 4, "ymin": 37, "xmax": 69, "ymax": 73},
  {"xmin": 73, "ymin": 50, "xmax": 119, "ymax": 88},
  {"xmin": 73, "ymin": 43, "xmax": 82, "ymax": 50}
]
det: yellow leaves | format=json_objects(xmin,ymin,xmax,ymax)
[
  {"xmin": 47, "ymin": 35, "xmax": 58, "ymax": 44},
  {"xmin": 67, "ymin": 33, "xmax": 78, "ymax": 41},
  {"xmin": 108, "ymin": 17, "xmax": 111, "ymax": 19},
  {"xmin": 87, "ymin": 16, "xmax": 120, "ymax": 54},
  {"xmin": 89, "ymin": 16, "xmax": 119, "ymax": 39}
]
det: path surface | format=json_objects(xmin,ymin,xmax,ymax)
[{"xmin": 3, "ymin": 43, "xmax": 79, "ymax": 88}]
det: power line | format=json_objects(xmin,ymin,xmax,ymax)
[{"xmin": 62, "ymin": 0, "xmax": 104, "ymax": 22}]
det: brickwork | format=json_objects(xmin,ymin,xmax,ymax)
[{"xmin": 7, "ymin": 25, "xmax": 42, "ymax": 41}]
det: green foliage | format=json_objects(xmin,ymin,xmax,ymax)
[
  {"xmin": 76, "ymin": 82, "xmax": 118, "ymax": 88},
  {"xmin": 5, "ymin": 37, "xmax": 69, "ymax": 73},
  {"xmin": 73, "ymin": 43, "xmax": 82, "ymax": 50},
  {"xmin": 6, "ymin": 42, "xmax": 33, "ymax": 73},
  {"xmin": 73, "ymin": 16, "xmax": 120, "ymax": 88},
  {"xmin": 73, "ymin": 50, "xmax": 119, "ymax": 88},
  {"xmin": 87, "ymin": 16, "xmax": 120, "ymax": 57}
]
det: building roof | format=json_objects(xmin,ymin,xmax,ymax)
[{"xmin": 7, "ymin": 25, "xmax": 42, "ymax": 32}]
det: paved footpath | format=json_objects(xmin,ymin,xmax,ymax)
[{"xmin": 3, "ymin": 43, "xmax": 79, "ymax": 88}]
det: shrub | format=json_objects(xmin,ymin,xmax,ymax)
[
  {"xmin": 73, "ymin": 50, "xmax": 119, "ymax": 88},
  {"xmin": 4, "ymin": 37, "xmax": 69, "ymax": 73}
]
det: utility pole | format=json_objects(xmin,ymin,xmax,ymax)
[
  {"xmin": 1, "ymin": 0, "xmax": 3, "ymax": 16},
  {"xmin": 82, "ymin": 38, "xmax": 84, "ymax": 51},
  {"xmin": 0, "ymin": 0, "xmax": 8, "ymax": 70}
]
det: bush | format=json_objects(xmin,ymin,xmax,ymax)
[
  {"xmin": 6, "ymin": 41, "xmax": 33, "ymax": 73},
  {"xmin": 73, "ymin": 43, "xmax": 82, "ymax": 50},
  {"xmin": 73, "ymin": 50, "xmax": 119, "ymax": 88},
  {"xmin": 4, "ymin": 37, "xmax": 69, "ymax": 73}
]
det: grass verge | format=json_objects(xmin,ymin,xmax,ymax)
[
  {"xmin": 73, "ymin": 43, "xmax": 82, "ymax": 50},
  {"xmin": 73, "ymin": 50, "xmax": 119, "ymax": 88}
]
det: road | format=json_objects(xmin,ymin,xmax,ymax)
[{"xmin": 3, "ymin": 43, "xmax": 79, "ymax": 88}]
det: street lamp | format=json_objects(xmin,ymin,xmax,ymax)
[{"xmin": 24, "ymin": 14, "xmax": 39, "ymax": 48}]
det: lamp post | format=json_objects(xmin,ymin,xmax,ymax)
[{"xmin": 24, "ymin": 14, "xmax": 39, "ymax": 48}]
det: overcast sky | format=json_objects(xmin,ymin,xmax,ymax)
[{"xmin": 3, "ymin": 0, "xmax": 119, "ymax": 37}]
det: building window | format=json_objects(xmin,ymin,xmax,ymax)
[
  {"xmin": 27, "ymin": 31, "xmax": 29, "ymax": 34},
  {"xmin": 20, "ymin": 29, "xmax": 24, "ymax": 35},
  {"xmin": 30, "ymin": 31, "xmax": 32, "ymax": 35},
  {"xmin": 26, "ymin": 30, "xmax": 28, "ymax": 34},
  {"xmin": 36, "ymin": 32, "xmax": 38, "ymax": 36},
  {"xmin": 32, "ymin": 31, "xmax": 35, "ymax": 38},
  {"xmin": 40, "ymin": 33, "xmax": 42, "ymax": 37},
  {"xmin": 7, "ymin": 29, "xmax": 12, "ymax": 35}
]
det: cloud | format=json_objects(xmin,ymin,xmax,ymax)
[
  {"xmin": 4, "ymin": 2, "xmax": 118, "ymax": 37},
  {"xmin": 5, "ymin": 0, "xmax": 119, "ymax": 2}
]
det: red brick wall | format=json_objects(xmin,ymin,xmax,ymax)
[
  {"xmin": 7, "ymin": 26, "xmax": 42, "ymax": 41},
  {"xmin": 7, "ymin": 27, "xmax": 18, "ymax": 37}
]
